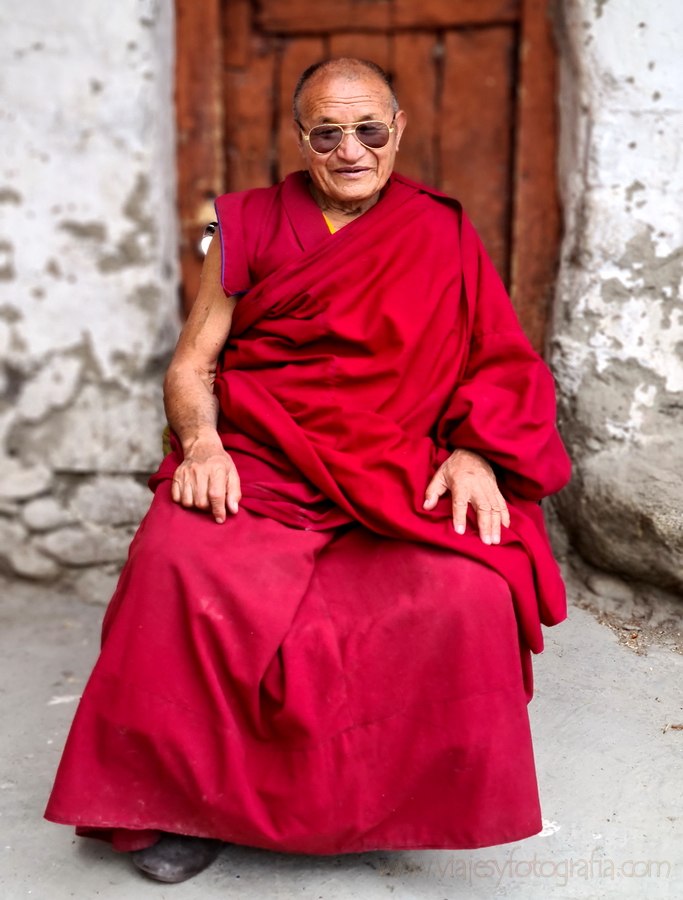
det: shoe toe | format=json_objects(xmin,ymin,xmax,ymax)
[{"xmin": 131, "ymin": 834, "xmax": 223, "ymax": 883}]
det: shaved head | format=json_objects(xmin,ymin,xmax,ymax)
[{"xmin": 293, "ymin": 58, "xmax": 399, "ymax": 120}]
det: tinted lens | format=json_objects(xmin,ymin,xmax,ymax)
[
  {"xmin": 307, "ymin": 121, "xmax": 392, "ymax": 153},
  {"xmin": 308, "ymin": 125, "xmax": 344, "ymax": 153},
  {"xmin": 355, "ymin": 122, "xmax": 390, "ymax": 148}
]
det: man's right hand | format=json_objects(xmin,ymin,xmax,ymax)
[{"xmin": 170, "ymin": 440, "xmax": 241, "ymax": 524}]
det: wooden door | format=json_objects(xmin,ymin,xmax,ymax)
[{"xmin": 175, "ymin": 0, "xmax": 559, "ymax": 351}]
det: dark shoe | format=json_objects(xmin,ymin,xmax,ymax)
[{"xmin": 130, "ymin": 832, "xmax": 224, "ymax": 883}]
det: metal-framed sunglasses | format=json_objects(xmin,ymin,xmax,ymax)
[{"xmin": 297, "ymin": 118, "xmax": 396, "ymax": 154}]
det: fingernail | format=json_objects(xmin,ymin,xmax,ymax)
[
  {"xmin": 215, "ymin": 516, "xmax": 225, "ymax": 524},
  {"xmin": 482, "ymin": 535, "xmax": 491, "ymax": 545},
  {"xmin": 455, "ymin": 525, "xmax": 465, "ymax": 535}
]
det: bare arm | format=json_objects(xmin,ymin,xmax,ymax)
[{"xmin": 163, "ymin": 236, "xmax": 240, "ymax": 523}]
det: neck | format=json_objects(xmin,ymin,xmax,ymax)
[{"xmin": 308, "ymin": 183, "xmax": 380, "ymax": 219}]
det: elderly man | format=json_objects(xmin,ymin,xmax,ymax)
[{"xmin": 45, "ymin": 58, "xmax": 570, "ymax": 884}]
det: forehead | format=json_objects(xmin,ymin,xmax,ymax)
[{"xmin": 298, "ymin": 72, "xmax": 393, "ymax": 122}]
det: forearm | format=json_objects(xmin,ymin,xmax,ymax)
[{"xmin": 163, "ymin": 363, "xmax": 223, "ymax": 455}]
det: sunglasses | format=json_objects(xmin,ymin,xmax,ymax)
[{"xmin": 298, "ymin": 118, "xmax": 396, "ymax": 154}]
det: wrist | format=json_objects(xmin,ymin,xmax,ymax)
[{"xmin": 180, "ymin": 428, "xmax": 223, "ymax": 457}]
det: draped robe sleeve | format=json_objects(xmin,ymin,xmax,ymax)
[{"xmin": 435, "ymin": 212, "xmax": 570, "ymax": 501}]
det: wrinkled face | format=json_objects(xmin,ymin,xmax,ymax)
[{"xmin": 295, "ymin": 72, "xmax": 407, "ymax": 206}]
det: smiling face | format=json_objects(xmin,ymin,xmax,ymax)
[{"xmin": 294, "ymin": 70, "xmax": 407, "ymax": 211}]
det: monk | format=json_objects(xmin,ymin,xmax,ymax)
[{"xmin": 45, "ymin": 58, "xmax": 571, "ymax": 884}]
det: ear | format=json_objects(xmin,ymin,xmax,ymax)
[
  {"xmin": 394, "ymin": 109, "xmax": 407, "ymax": 152},
  {"xmin": 292, "ymin": 120, "xmax": 306, "ymax": 158}
]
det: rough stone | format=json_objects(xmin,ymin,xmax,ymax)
[
  {"xmin": 21, "ymin": 496, "xmax": 74, "ymax": 532},
  {"xmin": 71, "ymin": 476, "xmax": 151, "ymax": 526},
  {"xmin": 0, "ymin": 460, "xmax": 52, "ymax": 500},
  {"xmin": 586, "ymin": 572, "xmax": 636, "ymax": 605},
  {"xmin": 34, "ymin": 525, "xmax": 135, "ymax": 567},
  {"xmin": 558, "ymin": 441, "xmax": 683, "ymax": 593},
  {"xmin": 0, "ymin": 498, "xmax": 18, "ymax": 516},
  {"xmin": 0, "ymin": 517, "xmax": 27, "ymax": 562},
  {"xmin": 8, "ymin": 543, "xmax": 61, "ymax": 581},
  {"xmin": 0, "ymin": 518, "xmax": 60, "ymax": 580},
  {"xmin": 14, "ymin": 354, "xmax": 82, "ymax": 422},
  {"xmin": 11, "ymin": 383, "xmax": 166, "ymax": 474}
]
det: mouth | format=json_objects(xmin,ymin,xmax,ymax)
[{"xmin": 333, "ymin": 167, "xmax": 373, "ymax": 179}]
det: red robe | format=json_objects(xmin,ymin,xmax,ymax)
[{"xmin": 44, "ymin": 171, "xmax": 570, "ymax": 854}]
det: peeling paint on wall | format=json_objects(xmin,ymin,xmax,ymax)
[
  {"xmin": 552, "ymin": 0, "xmax": 683, "ymax": 591},
  {"xmin": 0, "ymin": 240, "xmax": 16, "ymax": 280},
  {"xmin": 0, "ymin": 0, "xmax": 179, "ymax": 598}
]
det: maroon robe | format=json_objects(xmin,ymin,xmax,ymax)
[{"xmin": 44, "ymin": 171, "xmax": 570, "ymax": 854}]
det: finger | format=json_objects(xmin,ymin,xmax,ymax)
[
  {"xmin": 475, "ymin": 503, "xmax": 493, "ymax": 544},
  {"xmin": 190, "ymin": 470, "xmax": 211, "ymax": 511},
  {"xmin": 171, "ymin": 477, "xmax": 182, "ymax": 504},
  {"xmin": 452, "ymin": 491, "xmax": 469, "ymax": 535},
  {"xmin": 226, "ymin": 465, "xmax": 241, "ymax": 515},
  {"xmin": 207, "ymin": 467, "xmax": 228, "ymax": 523},
  {"xmin": 489, "ymin": 490, "xmax": 509, "ymax": 539},
  {"xmin": 180, "ymin": 475, "xmax": 195, "ymax": 509},
  {"xmin": 490, "ymin": 508, "xmax": 502, "ymax": 545},
  {"xmin": 423, "ymin": 469, "xmax": 448, "ymax": 509}
]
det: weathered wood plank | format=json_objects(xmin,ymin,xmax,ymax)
[
  {"xmin": 439, "ymin": 27, "xmax": 516, "ymax": 284},
  {"xmin": 224, "ymin": 36, "xmax": 276, "ymax": 191},
  {"xmin": 222, "ymin": 0, "xmax": 252, "ymax": 68},
  {"xmin": 259, "ymin": 0, "xmax": 391, "ymax": 33},
  {"xmin": 392, "ymin": 33, "xmax": 438, "ymax": 187},
  {"xmin": 259, "ymin": 0, "xmax": 519, "ymax": 32},
  {"xmin": 510, "ymin": 0, "xmax": 560, "ymax": 351},
  {"xmin": 329, "ymin": 32, "xmax": 391, "ymax": 71},
  {"xmin": 175, "ymin": 0, "xmax": 225, "ymax": 314},
  {"xmin": 394, "ymin": 0, "xmax": 520, "ymax": 28},
  {"xmin": 277, "ymin": 36, "xmax": 327, "ymax": 179}
]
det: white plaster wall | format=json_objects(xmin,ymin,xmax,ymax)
[
  {"xmin": 0, "ymin": 1, "xmax": 178, "ymax": 594},
  {"xmin": 552, "ymin": 0, "xmax": 683, "ymax": 589}
]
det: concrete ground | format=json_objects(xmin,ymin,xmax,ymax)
[{"xmin": 0, "ymin": 569, "xmax": 681, "ymax": 900}]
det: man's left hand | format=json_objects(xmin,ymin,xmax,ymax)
[{"xmin": 423, "ymin": 449, "xmax": 510, "ymax": 545}]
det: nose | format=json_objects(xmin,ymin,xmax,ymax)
[{"xmin": 335, "ymin": 128, "xmax": 366, "ymax": 162}]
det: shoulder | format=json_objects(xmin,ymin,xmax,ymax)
[
  {"xmin": 390, "ymin": 171, "xmax": 463, "ymax": 212},
  {"xmin": 215, "ymin": 170, "xmax": 310, "ymax": 221},
  {"xmin": 389, "ymin": 171, "xmax": 469, "ymax": 235},
  {"xmin": 388, "ymin": 172, "xmax": 470, "ymax": 241},
  {"xmin": 213, "ymin": 184, "xmax": 284, "ymax": 297},
  {"xmin": 215, "ymin": 181, "xmax": 282, "ymax": 223}
]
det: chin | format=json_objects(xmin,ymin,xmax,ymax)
[{"xmin": 329, "ymin": 177, "xmax": 380, "ymax": 202}]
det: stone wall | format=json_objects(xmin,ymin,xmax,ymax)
[
  {"xmin": 550, "ymin": 0, "xmax": 683, "ymax": 594},
  {"xmin": 0, "ymin": 1, "xmax": 179, "ymax": 601}
]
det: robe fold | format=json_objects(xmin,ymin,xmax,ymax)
[{"xmin": 45, "ymin": 171, "xmax": 571, "ymax": 855}]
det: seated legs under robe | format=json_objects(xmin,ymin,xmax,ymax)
[{"xmin": 45, "ymin": 480, "xmax": 541, "ymax": 853}]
